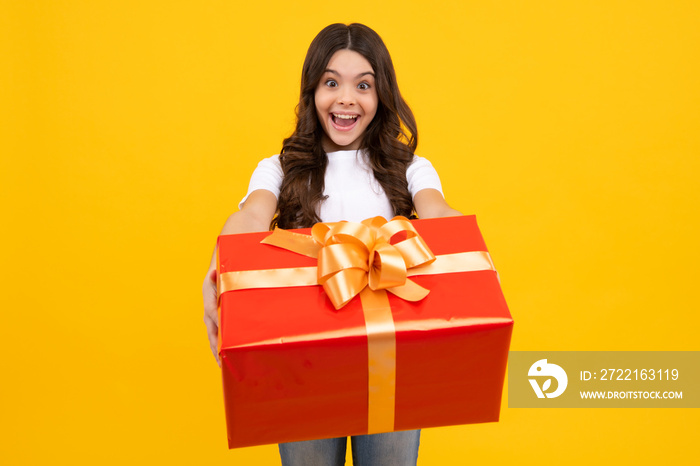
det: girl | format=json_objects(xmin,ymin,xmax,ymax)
[{"xmin": 202, "ymin": 23, "xmax": 461, "ymax": 466}]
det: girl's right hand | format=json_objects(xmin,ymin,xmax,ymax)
[
  {"xmin": 203, "ymin": 268, "xmax": 221, "ymax": 366},
  {"xmin": 202, "ymin": 189, "xmax": 278, "ymax": 368}
]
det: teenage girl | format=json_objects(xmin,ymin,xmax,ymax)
[{"xmin": 202, "ymin": 23, "xmax": 461, "ymax": 466}]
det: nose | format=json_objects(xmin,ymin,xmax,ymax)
[{"xmin": 337, "ymin": 85, "xmax": 355, "ymax": 105}]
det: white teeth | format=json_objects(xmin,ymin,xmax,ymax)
[{"xmin": 333, "ymin": 114, "xmax": 358, "ymax": 119}]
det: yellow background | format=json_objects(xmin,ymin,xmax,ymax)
[{"xmin": 2, "ymin": 1, "xmax": 698, "ymax": 464}]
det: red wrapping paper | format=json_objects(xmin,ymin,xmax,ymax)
[{"xmin": 217, "ymin": 215, "xmax": 513, "ymax": 448}]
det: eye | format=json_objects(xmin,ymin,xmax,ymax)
[
  {"xmin": 357, "ymin": 82, "xmax": 371, "ymax": 90},
  {"xmin": 325, "ymin": 79, "xmax": 338, "ymax": 88}
]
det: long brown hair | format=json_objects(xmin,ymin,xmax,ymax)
[{"xmin": 273, "ymin": 23, "xmax": 418, "ymax": 229}]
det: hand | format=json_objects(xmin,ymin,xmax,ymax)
[
  {"xmin": 201, "ymin": 192, "xmax": 277, "ymax": 368},
  {"xmin": 202, "ymin": 268, "xmax": 221, "ymax": 366}
]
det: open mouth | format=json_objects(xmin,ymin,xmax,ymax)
[{"xmin": 331, "ymin": 113, "xmax": 359, "ymax": 129}]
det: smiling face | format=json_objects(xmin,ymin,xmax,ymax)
[{"xmin": 315, "ymin": 49, "xmax": 379, "ymax": 152}]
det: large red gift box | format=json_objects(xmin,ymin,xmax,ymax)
[{"xmin": 217, "ymin": 215, "xmax": 513, "ymax": 448}]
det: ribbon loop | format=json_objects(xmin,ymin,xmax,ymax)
[
  {"xmin": 311, "ymin": 217, "xmax": 437, "ymax": 309},
  {"xmin": 322, "ymin": 221, "xmax": 375, "ymax": 251},
  {"xmin": 318, "ymin": 243, "xmax": 369, "ymax": 278},
  {"xmin": 394, "ymin": 236, "xmax": 435, "ymax": 268},
  {"xmin": 368, "ymin": 242, "xmax": 407, "ymax": 291}
]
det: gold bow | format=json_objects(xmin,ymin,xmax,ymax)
[{"xmin": 262, "ymin": 216, "xmax": 436, "ymax": 309}]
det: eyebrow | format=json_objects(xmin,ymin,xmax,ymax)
[{"xmin": 324, "ymin": 69, "xmax": 375, "ymax": 79}]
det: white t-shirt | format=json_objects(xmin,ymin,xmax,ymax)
[{"xmin": 239, "ymin": 149, "xmax": 444, "ymax": 223}]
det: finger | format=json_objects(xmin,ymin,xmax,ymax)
[
  {"xmin": 204, "ymin": 314, "xmax": 218, "ymax": 338},
  {"xmin": 204, "ymin": 315, "xmax": 221, "ymax": 366},
  {"xmin": 202, "ymin": 270, "xmax": 218, "ymax": 301},
  {"xmin": 203, "ymin": 286, "xmax": 219, "ymax": 326},
  {"xmin": 210, "ymin": 339, "xmax": 221, "ymax": 367},
  {"xmin": 212, "ymin": 343, "xmax": 221, "ymax": 367},
  {"xmin": 203, "ymin": 268, "xmax": 221, "ymax": 367},
  {"xmin": 204, "ymin": 307, "xmax": 218, "ymax": 328},
  {"xmin": 203, "ymin": 275, "xmax": 218, "ymax": 299}
]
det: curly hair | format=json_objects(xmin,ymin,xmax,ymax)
[{"xmin": 273, "ymin": 23, "xmax": 418, "ymax": 229}]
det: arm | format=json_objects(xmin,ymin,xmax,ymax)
[
  {"xmin": 413, "ymin": 188, "xmax": 462, "ymax": 219},
  {"xmin": 202, "ymin": 189, "xmax": 278, "ymax": 366}
]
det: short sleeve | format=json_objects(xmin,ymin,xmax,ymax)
[
  {"xmin": 238, "ymin": 154, "xmax": 283, "ymax": 209},
  {"xmin": 406, "ymin": 155, "xmax": 444, "ymax": 197}
]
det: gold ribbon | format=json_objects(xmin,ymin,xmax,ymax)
[{"xmin": 218, "ymin": 216, "xmax": 496, "ymax": 434}]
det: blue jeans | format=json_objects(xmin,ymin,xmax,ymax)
[{"xmin": 278, "ymin": 430, "xmax": 420, "ymax": 466}]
